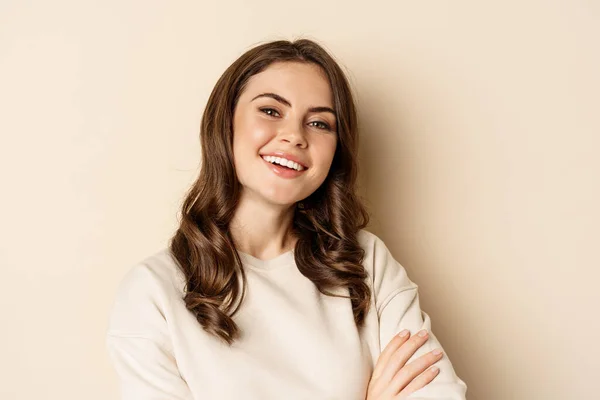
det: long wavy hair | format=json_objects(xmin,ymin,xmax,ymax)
[{"xmin": 169, "ymin": 39, "xmax": 370, "ymax": 345}]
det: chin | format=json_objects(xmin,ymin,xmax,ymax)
[
  {"xmin": 261, "ymin": 192, "xmax": 303, "ymax": 207},
  {"xmin": 267, "ymin": 198, "xmax": 301, "ymax": 208}
]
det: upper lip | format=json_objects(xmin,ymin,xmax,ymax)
[{"xmin": 260, "ymin": 152, "xmax": 309, "ymax": 169}]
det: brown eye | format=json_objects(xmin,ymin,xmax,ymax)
[
  {"xmin": 309, "ymin": 120, "xmax": 331, "ymax": 130},
  {"xmin": 260, "ymin": 108, "xmax": 280, "ymax": 117}
]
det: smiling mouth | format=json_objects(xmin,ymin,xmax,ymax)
[
  {"xmin": 260, "ymin": 155, "xmax": 308, "ymax": 171},
  {"xmin": 261, "ymin": 156, "xmax": 308, "ymax": 178}
]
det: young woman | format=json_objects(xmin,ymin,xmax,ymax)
[{"xmin": 106, "ymin": 39, "xmax": 467, "ymax": 399}]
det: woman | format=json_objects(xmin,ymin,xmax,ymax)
[{"xmin": 106, "ymin": 39, "xmax": 467, "ymax": 399}]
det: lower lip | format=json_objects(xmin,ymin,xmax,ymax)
[{"xmin": 261, "ymin": 157, "xmax": 307, "ymax": 178}]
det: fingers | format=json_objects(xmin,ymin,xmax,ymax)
[
  {"xmin": 390, "ymin": 347, "xmax": 444, "ymax": 397},
  {"xmin": 397, "ymin": 366, "xmax": 441, "ymax": 398},
  {"xmin": 371, "ymin": 329, "xmax": 411, "ymax": 380},
  {"xmin": 378, "ymin": 329, "xmax": 431, "ymax": 387}
]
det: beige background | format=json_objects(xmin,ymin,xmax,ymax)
[{"xmin": 1, "ymin": 1, "xmax": 598, "ymax": 399}]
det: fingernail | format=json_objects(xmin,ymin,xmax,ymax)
[
  {"xmin": 417, "ymin": 329, "xmax": 428, "ymax": 337},
  {"xmin": 432, "ymin": 348, "xmax": 443, "ymax": 356},
  {"xmin": 397, "ymin": 329, "xmax": 409, "ymax": 337},
  {"xmin": 430, "ymin": 366, "xmax": 439, "ymax": 374}
]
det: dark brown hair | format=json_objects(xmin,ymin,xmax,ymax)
[{"xmin": 169, "ymin": 39, "xmax": 370, "ymax": 345}]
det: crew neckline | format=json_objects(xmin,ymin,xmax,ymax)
[{"xmin": 236, "ymin": 249, "xmax": 296, "ymax": 270}]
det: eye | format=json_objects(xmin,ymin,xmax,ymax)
[
  {"xmin": 308, "ymin": 120, "xmax": 331, "ymax": 131},
  {"xmin": 260, "ymin": 107, "xmax": 280, "ymax": 117}
]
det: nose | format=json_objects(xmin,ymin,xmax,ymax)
[{"xmin": 279, "ymin": 122, "xmax": 308, "ymax": 149}]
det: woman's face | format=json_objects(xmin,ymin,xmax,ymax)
[{"xmin": 232, "ymin": 61, "xmax": 338, "ymax": 207}]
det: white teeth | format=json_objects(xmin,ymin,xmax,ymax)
[{"xmin": 262, "ymin": 155, "xmax": 305, "ymax": 171}]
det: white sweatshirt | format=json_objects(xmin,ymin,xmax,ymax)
[{"xmin": 106, "ymin": 229, "xmax": 467, "ymax": 399}]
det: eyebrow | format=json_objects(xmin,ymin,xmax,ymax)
[{"xmin": 251, "ymin": 92, "xmax": 337, "ymax": 117}]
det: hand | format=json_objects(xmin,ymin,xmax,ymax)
[{"xmin": 366, "ymin": 329, "xmax": 443, "ymax": 399}]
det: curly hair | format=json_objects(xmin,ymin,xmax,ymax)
[{"xmin": 169, "ymin": 39, "xmax": 371, "ymax": 345}]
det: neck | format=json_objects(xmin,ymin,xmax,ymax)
[{"xmin": 229, "ymin": 192, "xmax": 298, "ymax": 260}]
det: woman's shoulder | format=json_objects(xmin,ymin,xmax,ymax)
[
  {"xmin": 356, "ymin": 228, "xmax": 399, "ymax": 267},
  {"xmin": 106, "ymin": 248, "xmax": 186, "ymax": 338},
  {"xmin": 356, "ymin": 228, "xmax": 382, "ymax": 248},
  {"xmin": 116, "ymin": 248, "xmax": 186, "ymax": 298},
  {"xmin": 356, "ymin": 229, "xmax": 418, "ymax": 306}
]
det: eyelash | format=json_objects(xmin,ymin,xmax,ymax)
[{"xmin": 259, "ymin": 107, "xmax": 332, "ymax": 131}]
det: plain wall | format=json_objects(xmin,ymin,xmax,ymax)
[{"xmin": 1, "ymin": 1, "xmax": 598, "ymax": 399}]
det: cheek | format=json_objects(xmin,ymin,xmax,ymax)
[
  {"xmin": 308, "ymin": 137, "xmax": 337, "ymax": 184},
  {"xmin": 315, "ymin": 137, "xmax": 338, "ymax": 167},
  {"xmin": 235, "ymin": 114, "xmax": 274, "ymax": 146}
]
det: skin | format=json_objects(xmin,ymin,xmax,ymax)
[
  {"xmin": 367, "ymin": 330, "xmax": 444, "ymax": 399},
  {"xmin": 227, "ymin": 60, "xmax": 440, "ymax": 397},
  {"xmin": 229, "ymin": 61, "xmax": 338, "ymax": 260}
]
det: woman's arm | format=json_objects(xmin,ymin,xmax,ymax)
[
  {"xmin": 367, "ymin": 232, "xmax": 467, "ymax": 399},
  {"xmin": 106, "ymin": 334, "xmax": 194, "ymax": 400},
  {"xmin": 377, "ymin": 287, "xmax": 467, "ymax": 399},
  {"xmin": 106, "ymin": 263, "xmax": 193, "ymax": 400}
]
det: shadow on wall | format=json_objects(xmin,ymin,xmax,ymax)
[{"xmin": 354, "ymin": 70, "xmax": 480, "ymax": 399}]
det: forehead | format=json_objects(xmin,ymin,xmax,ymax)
[{"xmin": 241, "ymin": 61, "xmax": 334, "ymax": 106}]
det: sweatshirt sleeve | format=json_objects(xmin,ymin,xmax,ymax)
[
  {"xmin": 369, "ymin": 234, "xmax": 467, "ymax": 399},
  {"xmin": 106, "ymin": 263, "xmax": 194, "ymax": 400}
]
